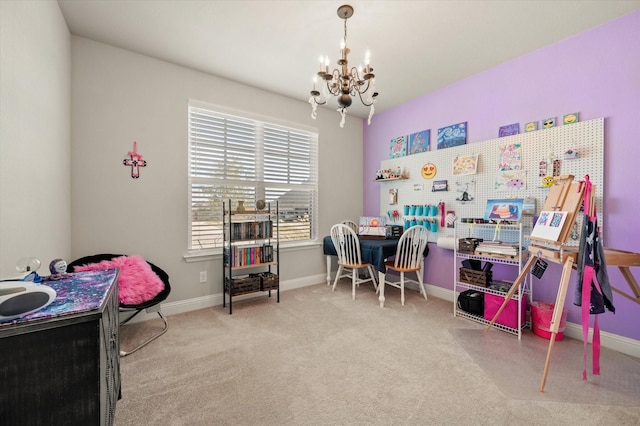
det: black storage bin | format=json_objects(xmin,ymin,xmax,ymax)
[{"xmin": 457, "ymin": 289, "xmax": 484, "ymax": 316}]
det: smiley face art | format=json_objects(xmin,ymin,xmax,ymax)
[{"xmin": 421, "ymin": 163, "xmax": 437, "ymax": 179}]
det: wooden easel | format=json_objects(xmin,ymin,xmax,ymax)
[
  {"xmin": 484, "ymin": 175, "xmax": 585, "ymax": 392},
  {"xmin": 605, "ymin": 248, "xmax": 640, "ymax": 305}
]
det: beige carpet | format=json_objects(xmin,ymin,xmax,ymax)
[
  {"xmin": 115, "ymin": 282, "xmax": 640, "ymax": 425},
  {"xmin": 451, "ymin": 328, "xmax": 640, "ymax": 405}
]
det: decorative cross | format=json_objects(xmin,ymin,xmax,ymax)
[{"xmin": 123, "ymin": 141, "xmax": 147, "ymax": 178}]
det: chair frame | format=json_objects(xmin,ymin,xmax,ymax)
[
  {"xmin": 384, "ymin": 225, "xmax": 429, "ymax": 306},
  {"xmin": 341, "ymin": 220, "xmax": 358, "ymax": 234},
  {"xmin": 67, "ymin": 253, "xmax": 171, "ymax": 357},
  {"xmin": 330, "ymin": 224, "xmax": 378, "ymax": 299}
]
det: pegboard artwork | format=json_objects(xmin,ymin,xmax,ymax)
[{"xmin": 378, "ymin": 118, "xmax": 604, "ymax": 244}]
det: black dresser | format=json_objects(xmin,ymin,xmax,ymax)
[{"xmin": 0, "ymin": 269, "xmax": 120, "ymax": 425}]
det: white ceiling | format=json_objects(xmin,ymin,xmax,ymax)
[{"xmin": 57, "ymin": 0, "xmax": 640, "ymax": 119}]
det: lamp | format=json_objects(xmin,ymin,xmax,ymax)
[{"xmin": 309, "ymin": 4, "xmax": 378, "ymax": 128}]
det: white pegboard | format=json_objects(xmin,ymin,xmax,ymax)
[{"xmin": 378, "ymin": 118, "xmax": 604, "ymax": 244}]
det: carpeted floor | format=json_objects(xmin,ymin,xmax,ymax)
[
  {"xmin": 115, "ymin": 282, "xmax": 640, "ymax": 425},
  {"xmin": 451, "ymin": 328, "xmax": 640, "ymax": 405}
]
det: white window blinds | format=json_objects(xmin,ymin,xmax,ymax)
[{"xmin": 188, "ymin": 104, "xmax": 318, "ymax": 251}]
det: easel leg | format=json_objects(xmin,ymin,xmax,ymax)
[
  {"xmin": 540, "ymin": 256, "xmax": 574, "ymax": 392},
  {"xmin": 485, "ymin": 255, "xmax": 537, "ymax": 332}
]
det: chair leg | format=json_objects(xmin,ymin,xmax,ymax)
[
  {"xmin": 120, "ymin": 311, "xmax": 169, "ymax": 357},
  {"xmin": 400, "ymin": 272, "xmax": 405, "ymax": 306},
  {"xmin": 332, "ymin": 266, "xmax": 343, "ymax": 291},
  {"xmin": 417, "ymin": 268, "xmax": 428, "ymax": 300},
  {"xmin": 351, "ymin": 268, "xmax": 357, "ymax": 300}
]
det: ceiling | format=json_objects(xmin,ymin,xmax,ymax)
[{"xmin": 57, "ymin": 0, "xmax": 640, "ymax": 119}]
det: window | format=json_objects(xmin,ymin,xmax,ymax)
[{"xmin": 188, "ymin": 102, "xmax": 318, "ymax": 251}]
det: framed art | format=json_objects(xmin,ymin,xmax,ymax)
[
  {"xmin": 432, "ymin": 180, "xmax": 448, "ymax": 192},
  {"xmin": 437, "ymin": 122, "xmax": 467, "ymax": 149},
  {"xmin": 542, "ymin": 117, "xmax": 556, "ymax": 129},
  {"xmin": 524, "ymin": 121, "xmax": 538, "ymax": 132},
  {"xmin": 484, "ymin": 198, "xmax": 524, "ymax": 222},
  {"xmin": 498, "ymin": 123, "xmax": 519, "ymax": 137},
  {"xmin": 563, "ymin": 112, "xmax": 579, "ymax": 125},
  {"xmin": 408, "ymin": 130, "xmax": 430, "ymax": 155},
  {"xmin": 388, "ymin": 188, "xmax": 398, "ymax": 205},
  {"xmin": 389, "ymin": 136, "xmax": 407, "ymax": 158}
]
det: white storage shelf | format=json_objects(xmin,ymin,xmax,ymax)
[{"xmin": 453, "ymin": 222, "xmax": 532, "ymax": 339}]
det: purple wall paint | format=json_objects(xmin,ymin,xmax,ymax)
[{"xmin": 363, "ymin": 10, "xmax": 640, "ymax": 340}]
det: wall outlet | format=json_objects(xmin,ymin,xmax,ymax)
[{"xmin": 199, "ymin": 271, "xmax": 207, "ymax": 283}]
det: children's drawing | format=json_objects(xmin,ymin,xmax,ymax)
[
  {"xmin": 497, "ymin": 143, "xmax": 521, "ymax": 171},
  {"xmin": 455, "ymin": 177, "xmax": 475, "ymax": 204},
  {"xmin": 453, "ymin": 154, "xmax": 478, "ymax": 176},
  {"xmin": 495, "ymin": 170, "xmax": 527, "ymax": 191}
]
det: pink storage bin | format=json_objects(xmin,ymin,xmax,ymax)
[
  {"xmin": 530, "ymin": 301, "xmax": 567, "ymax": 340},
  {"xmin": 483, "ymin": 293, "xmax": 527, "ymax": 329}
]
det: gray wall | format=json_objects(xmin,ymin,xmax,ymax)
[
  {"xmin": 0, "ymin": 1, "xmax": 71, "ymax": 277},
  {"xmin": 70, "ymin": 37, "xmax": 364, "ymax": 305}
]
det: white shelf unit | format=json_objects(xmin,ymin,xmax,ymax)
[
  {"xmin": 222, "ymin": 200, "xmax": 279, "ymax": 314},
  {"xmin": 453, "ymin": 222, "xmax": 532, "ymax": 339}
]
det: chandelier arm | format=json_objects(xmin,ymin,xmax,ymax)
[
  {"xmin": 322, "ymin": 69, "xmax": 341, "ymax": 96},
  {"xmin": 355, "ymin": 89, "xmax": 375, "ymax": 107},
  {"xmin": 349, "ymin": 66, "xmax": 364, "ymax": 82}
]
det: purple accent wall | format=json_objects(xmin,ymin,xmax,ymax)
[{"xmin": 363, "ymin": 11, "xmax": 640, "ymax": 340}]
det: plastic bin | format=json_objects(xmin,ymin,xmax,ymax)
[
  {"xmin": 530, "ymin": 301, "xmax": 567, "ymax": 341},
  {"xmin": 483, "ymin": 293, "xmax": 527, "ymax": 329}
]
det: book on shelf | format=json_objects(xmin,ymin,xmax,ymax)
[
  {"xmin": 224, "ymin": 244, "xmax": 274, "ymax": 267},
  {"xmin": 224, "ymin": 220, "xmax": 273, "ymax": 241}
]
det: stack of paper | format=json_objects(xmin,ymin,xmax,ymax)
[{"xmin": 476, "ymin": 241, "xmax": 520, "ymax": 257}]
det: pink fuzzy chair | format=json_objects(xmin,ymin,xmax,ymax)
[{"xmin": 68, "ymin": 253, "xmax": 171, "ymax": 356}]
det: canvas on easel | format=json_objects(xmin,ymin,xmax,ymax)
[
  {"xmin": 485, "ymin": 175, "xmax": 585, "ymax": 392},
  {"xmin": 530, "ymin": 211, "xmax": 568, "ymax": 241}
]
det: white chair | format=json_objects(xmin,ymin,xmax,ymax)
[
  {"xmin": 330, "ymin": 223, "xmax": 378, "ymax": 299},
  {"xmin": 383, "ymin": 225, "xmax": 429, "ymax": 306},
  {"xmin": 342, "ymin": 220, "xmax": 358, "ymax": 234},
  {"xmin": 327, "ymin": 221, "xmax": 360, "ymax": 286}
]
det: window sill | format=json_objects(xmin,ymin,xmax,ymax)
[{"xmin": 183, "ymin": 240, "xmax": 322, "ymax": 263}]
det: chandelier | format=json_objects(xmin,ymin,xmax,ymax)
[{"xmin": 308, "ymin": 4, "xmax": 378, "ymax": 128}]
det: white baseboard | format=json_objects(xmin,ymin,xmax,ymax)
[
  {"xmin": 125, "ymin": 273, "xmax": 326, "ymax": 322},
  {"xmin": 123, "ymin": 277, "xmax": 640, "ymax": 359},
  {"xmin": 436, "ymin": 284, "xmax": 640, "ymax": 359}
]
